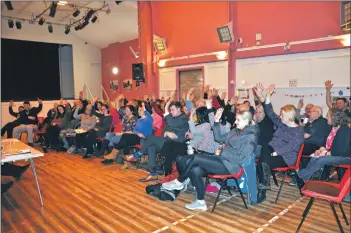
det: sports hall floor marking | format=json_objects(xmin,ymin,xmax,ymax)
[
  {"xmin": 252, "ymin": 196, "xmax": 305, "ymax": 233},
  {"xmin": 152, "ymin": 194, "xmax": 237, "ymax": 233}
]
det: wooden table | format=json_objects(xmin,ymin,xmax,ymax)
[{"xmin": 1, "ymin": 138, "xmax": 44, "ymax": 206}]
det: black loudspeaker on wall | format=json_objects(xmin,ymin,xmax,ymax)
[{"xmin": 132, "ymin": 63, "xmax": 145, "ymax": 82}]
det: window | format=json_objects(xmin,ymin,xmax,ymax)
[{"xmin": 341, "ymin": 1, "xmax": 351, "ymax": 31}]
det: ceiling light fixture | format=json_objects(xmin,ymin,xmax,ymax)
[
  {"xmin": 216, "ymin": 22, "xmax": 234, "ymax": 43},
  {"xmin": 38, "ymin": 17, "xmax": 45, "ymax": 25},
  {"xmin": 112, "ymin": 67, "xmax": 119, "ymax": 75},
  {"xmin": 84, "ymin": 9, "xmax": 94, "ymax": 22},
  {"xmin": 49, "ymin": 2, "xmax": 57, "ymax": 17},
  {"xmin": 57, "ymin": 1, "xmax": 68, "ymax": 6},
  {"xmin": 48, "ymin": 23, "xmax": 53, "ymax": 33},
  {"xmin": 74, "ymin": 23, "xmax": 81, "ymax": 31},
  {"xmin": 64, "ymin": 25, "xmax": 70, "ymax": 35},
  {"xmin": 153, "ymin": 37, "xmax": 167, "ymax": 53},
  {"xmin": 15, "ymin": 20, "xmax": 21, "ymax": 29},
  {"xmin": 72, "ymin": 9, "xmax": 80, "ymax": 17},
  {"xmin": 4, "ymin": 1, "xmax": 13, "ymax": 10},
  {"xmin": 115, "ymin": 1, "xmax": 123, "ymax": 5},
  {"xmin": 91, "ymin": 15, "xmax": 98, "ymax": 23},
  {"xmin": 8, "ymin": 19, "xmax": 14, "ymax": 28}
]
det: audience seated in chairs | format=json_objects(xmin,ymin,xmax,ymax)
[
  {"xmin": 1, "ymin": 101, "xmax": 24, "ymax": 138},
  {"xmin": 13, "ymin": 99, "xmax": 43, "ymax": 146},
  {"xmin": 42, "ymin": 101, "xmax": 72, "ymax": 152},
  {"xmin": 295, "ymin": 110, "xmax": 351, "ymax": 188},
  {"xmin": 162, "ymin": 109, "xmax": 259, "ymax": 211},
  {"xmin": 125, "ymin": 100, "xmax": 189, "ymax": 182},
  {"xmin": 254, "ymin": 83, "xmax": 304, "ymax": 203},
  {"xmin": 94, "ymin": 104, "xmax": 137, "ymax": 158},
  {"xmin": 102, "ymin": 102, "xmax": 153, "ymax": 165},
  {"xmin": 69, "ymin": 104, "xmax": 96, "ymax": 155}
]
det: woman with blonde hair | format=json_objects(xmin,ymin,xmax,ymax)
[
  {"xmin": 162, "ymin": 108, "xmax": 259, "ymax": 211},
  {"xmin": 254, "ymin": 83, "xmax": 304, "ymax": 202}
]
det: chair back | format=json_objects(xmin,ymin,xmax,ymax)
[
  {"xmin": 114, "ymin": 123, "xmax": 123, "ymax": 133},
  {"xmin": 292, "ymin": 144, "xmax": 304, "ymax": 169},
  {"xmin": 338, "ymin": 166, "xmax": 351, "ymax": 200},
  {"xmin": 155, "ymin": 127, "xmax": 163, "ymax": 137}
]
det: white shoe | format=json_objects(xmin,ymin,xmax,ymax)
[
  {"xmin": 162, "ymin": 179, "xmax": 184, "ymax": 190},
  {"xmin": 181, "ymin": 178, "xmax": 191, "ymax": 192},
  {"xmin": 185, "ymin": 200, "xmax": 208, "ymax": 211}
]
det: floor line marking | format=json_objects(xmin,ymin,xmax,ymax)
[{"xmin": 151, "ymin": 194, "xmax": 237, "ymax": 233}]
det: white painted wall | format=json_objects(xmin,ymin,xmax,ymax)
[
  {"xmin": 1, "ymin": 20, "xmax": 102, "ymax": 99},
  {"xmin": 159, "ymin": 61, "xmax": 229, "ymax": 99},
  {"xmin": 236, "ymin": 48, "xmax": 351, "ymax": 115}
]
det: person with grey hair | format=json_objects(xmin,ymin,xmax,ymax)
[
  {"xmin": 302, "ymin": 105, "xmax": 331, "ymax": 156},
  {"xmin": 295, "ymin": 110, "xmax": 351, "ymax": 190}
]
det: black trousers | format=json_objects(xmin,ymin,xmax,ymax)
[
  {"xmin": 257, "ymin": 145, "xmax": 287, "ymax": 183},
  {"xmin": 161, "ymin": 141, "xmax": 187, "ymax": 175},
  {"xmin": 1, "ymin": 163, "xmax": 26, "ymax": 177},
  {"xmin": 115, "ymin": 133, "xmax": 141, "ymax": 150},
  {"xmin": 139, "ymin": 135, "xmax": 166, "ymax": 171},
  {"xmin": 1, "ymin": 121, "xmax": 20, "ymax": 138},
  {"xmin": 176, "ymin": 154, "xmax": 230, "ymax": 200},
  {"xmin": 75, "ymin": 130, "xmax": 98, "ymax": 153},
  {"xmin": 44, "ymin": 125, "xmax": 61, "ymax": 147}
]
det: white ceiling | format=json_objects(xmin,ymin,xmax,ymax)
[{"xmin": 1, "ymin": 1, "xmax": 138, "ymax": 48}]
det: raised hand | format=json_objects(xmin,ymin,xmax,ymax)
[
  {"xmin": 297, "ymin": 99, "xmax": 304, "ymax": 109},
  {"xmin": 213, "ymin": 88, "xmax": 218, "ymax": 96},
  {"xmin": 37, "ymin": 98, "xmax": 42, "ymax": 104},
  {"xmin": 324, "ymin": 80, "xmax": 333, "ymax": 90},
  {"xmin": 205, "ymin": 99, "xmax": 212, "ymax": 109},
  {"xmin": 229, "ymin": 96, "xmax": 238, "ymax": 106},
  {"xmin": 255, "ymin": 83, "xmax": 265, "ymax": 97},
  {"xmin": 214, "ymin": 108, "xmax": 224, "ymax": 122},
  {"xmin": 204, "ymin": 85, "xmax": 210, "ymax": 93},
  {"xmin": 190, "ymin": 108, "xmax": 196, "ymax": 119},
  {"xmin": 9, "ymin": 100, "xmax": 14, "ymax": 107},
  {"xmin": 267, "ymin": 84, "xmax": 276, "ymax": 95},
  {"xmin": 221, "ymin": 91, "xmax": 227, "ymax": 100},
  {"xmin": 144, "ymin": 94, "xmax": 149, "ymax": 101},
  {"xmin": 151, "ymin": 93, "xmax": 156, "ymax": 102},
  {"xmin": 92, "ymin": 96, "xmax": 99, "ymax": 103}
]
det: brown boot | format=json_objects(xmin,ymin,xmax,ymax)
[{"xmin": 104, "ymin": 149, "xmax": 119, "ymax": 160}]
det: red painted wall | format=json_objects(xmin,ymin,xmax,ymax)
[
  {"xmin": 235, "ymin": 1, "xmax": 344, "ymax": 58},
  {"xmin": 151, "ymin": 1, "xmax": 229, "ymax": 61},
  {"xmin": 101, "ymin": 39, "xmax": 145, "ymax": 101}
]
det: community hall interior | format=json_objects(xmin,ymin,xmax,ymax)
[{"xmin": 1, "ymin": 1, "xmax": 351, "ymax": 233}]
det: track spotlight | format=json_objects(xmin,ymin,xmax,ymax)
[
  {"xmin": 81, "ymin": 21, "xmax": 89, "ymax": 29},
  {"xmin": 15, "ymin": 20, "xmax": 21, "ymax": 29},
  {"xmin": 85, "ymin": 9, "xmax": 94, "ymax": 22},
  {"xmin": 48, "ymin": 24, "xmax": 53, "ymax": 33},
  {"xmin": 74, "ymin": 23, "xmax": 81, "ymax": 31},
  {"xmin": 64, "ymin": 25, "xmax": 70, "ymax": 34},
  {"xmin": 8, "ymin": 19, "xmax": 14, "ymax": 28},
  {"xmin": 106, "ymin": 8, "xmax": 111, "ymax": 15},
  {"xmin": 49, "ymin": 2, "xmax": 57, "ymax": 17},
  {"xmin": 115, "ymin": 1, "xmax": 122, "ymax": 5},
  {"xmin": 4, "ymin": 1, "xmax": 14, "ymax": 10},
  {"xmin": 91, "ymin": 15, "xmax": 98, "ymax": 23},
  {"xmin": 72, "ymin": 9, "xmax": 80, "ymax": 17},
  {"xmin": 38, "ymin": 17, "xmax": 45, "ymax": 25}
]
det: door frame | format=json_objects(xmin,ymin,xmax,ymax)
[{"xmin": 176, "ymin": 66, "xmax": 205, "ymax": 101}]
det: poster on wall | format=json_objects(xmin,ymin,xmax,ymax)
[
  {"xmin": 122, "ymin": 79, "xmax": 133, "ymax": 91},
  {"xmin": 109, "ymin": 80, "xmax": 119, "ymax": 92},
  {"xmin": 237, "ymin": 88, "xmax": 250, "ymax": 102}
]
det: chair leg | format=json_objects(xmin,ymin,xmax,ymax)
[
  {"xmin": 234, "ymin": 178, "xmax": 248, "ymax": 209},
  {"xmin": 339, "ymin": 203, "xmax": 349, "ymax": 225},
  {"xmin": 136, "ymin": 157, "xmax": 141, "ymax": 169},
  {"xmin": 296, "ymin": 198, "xmax": 315, "ymax": 233},
  {"xmin": 272, "ymin": 171, "xmax": 279, "ymax": 186},
  {"xmin": 330, "ymin": 202, "xmax": 344, "ymax": 233},
  {"xmin": 275, "ymin": 172, "xmax": 286, "ymax": 203},
  {"xmin": 211, "ymin": 187, "xmax": 222, "ymax": 213}
]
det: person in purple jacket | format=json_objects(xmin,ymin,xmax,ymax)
[{"xmin": 254, "ymin": 83, "xmax": 304, "ymax": 202}]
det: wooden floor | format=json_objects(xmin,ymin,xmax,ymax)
[{"xmin": 1, "ymin": 150, "xmax": 350, "ymax": 233}]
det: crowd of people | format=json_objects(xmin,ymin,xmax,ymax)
[{"xmin": 2, "ymin": 81, "xmax": 350, "ymax": 211}]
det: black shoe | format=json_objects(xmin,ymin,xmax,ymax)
[
  {"xmin": 105, "ymin": 146, "xmax": 113, "ymax": 155},
  {"xmin": 28, "ymin": 143, "xmax": 34, "ymax": 147},
  {"xmin": 101, "ymin": 159, "xmax": 114, "ymax": 164},
  {"xmin": 257, "ymin": 189, "xmax": 267, "ymax": 203},
  {"xmin": 82, "ymin": 153, "xmax": 91, "ymax": 159},
  {"xmin": 2, "ymin": 181, "xmax": 14, "ymax": 194},
  {"xmin": 14, "ymin": 164, "xmax": 30, "ymax": 181}
]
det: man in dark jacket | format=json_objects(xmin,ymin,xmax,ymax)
[
  {"xmin": 13, "ymin": 99, "xmax": 43, "ymax": 146},
  {"xmin": 127, "ymin": 101, "xmax": 189, "ymax": 182},
  {"xmin": 1, "ymin": 101, "xmax": 24, "ymax": 138},
  {"xmin": 303, "ymin": 106, "xmax": 331, "ymax": 155}
]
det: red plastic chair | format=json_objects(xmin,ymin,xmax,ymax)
[
  {"xmin": 207, "ymin": 168, "xmax": 248, "ymax": 212},
  {"xmin": 296, "ymin": 165, "xmax": 350, "ymax": 233},
  {"xmin": 271, "ymin": 144, "xmax": 305, "ymax": 203}
]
